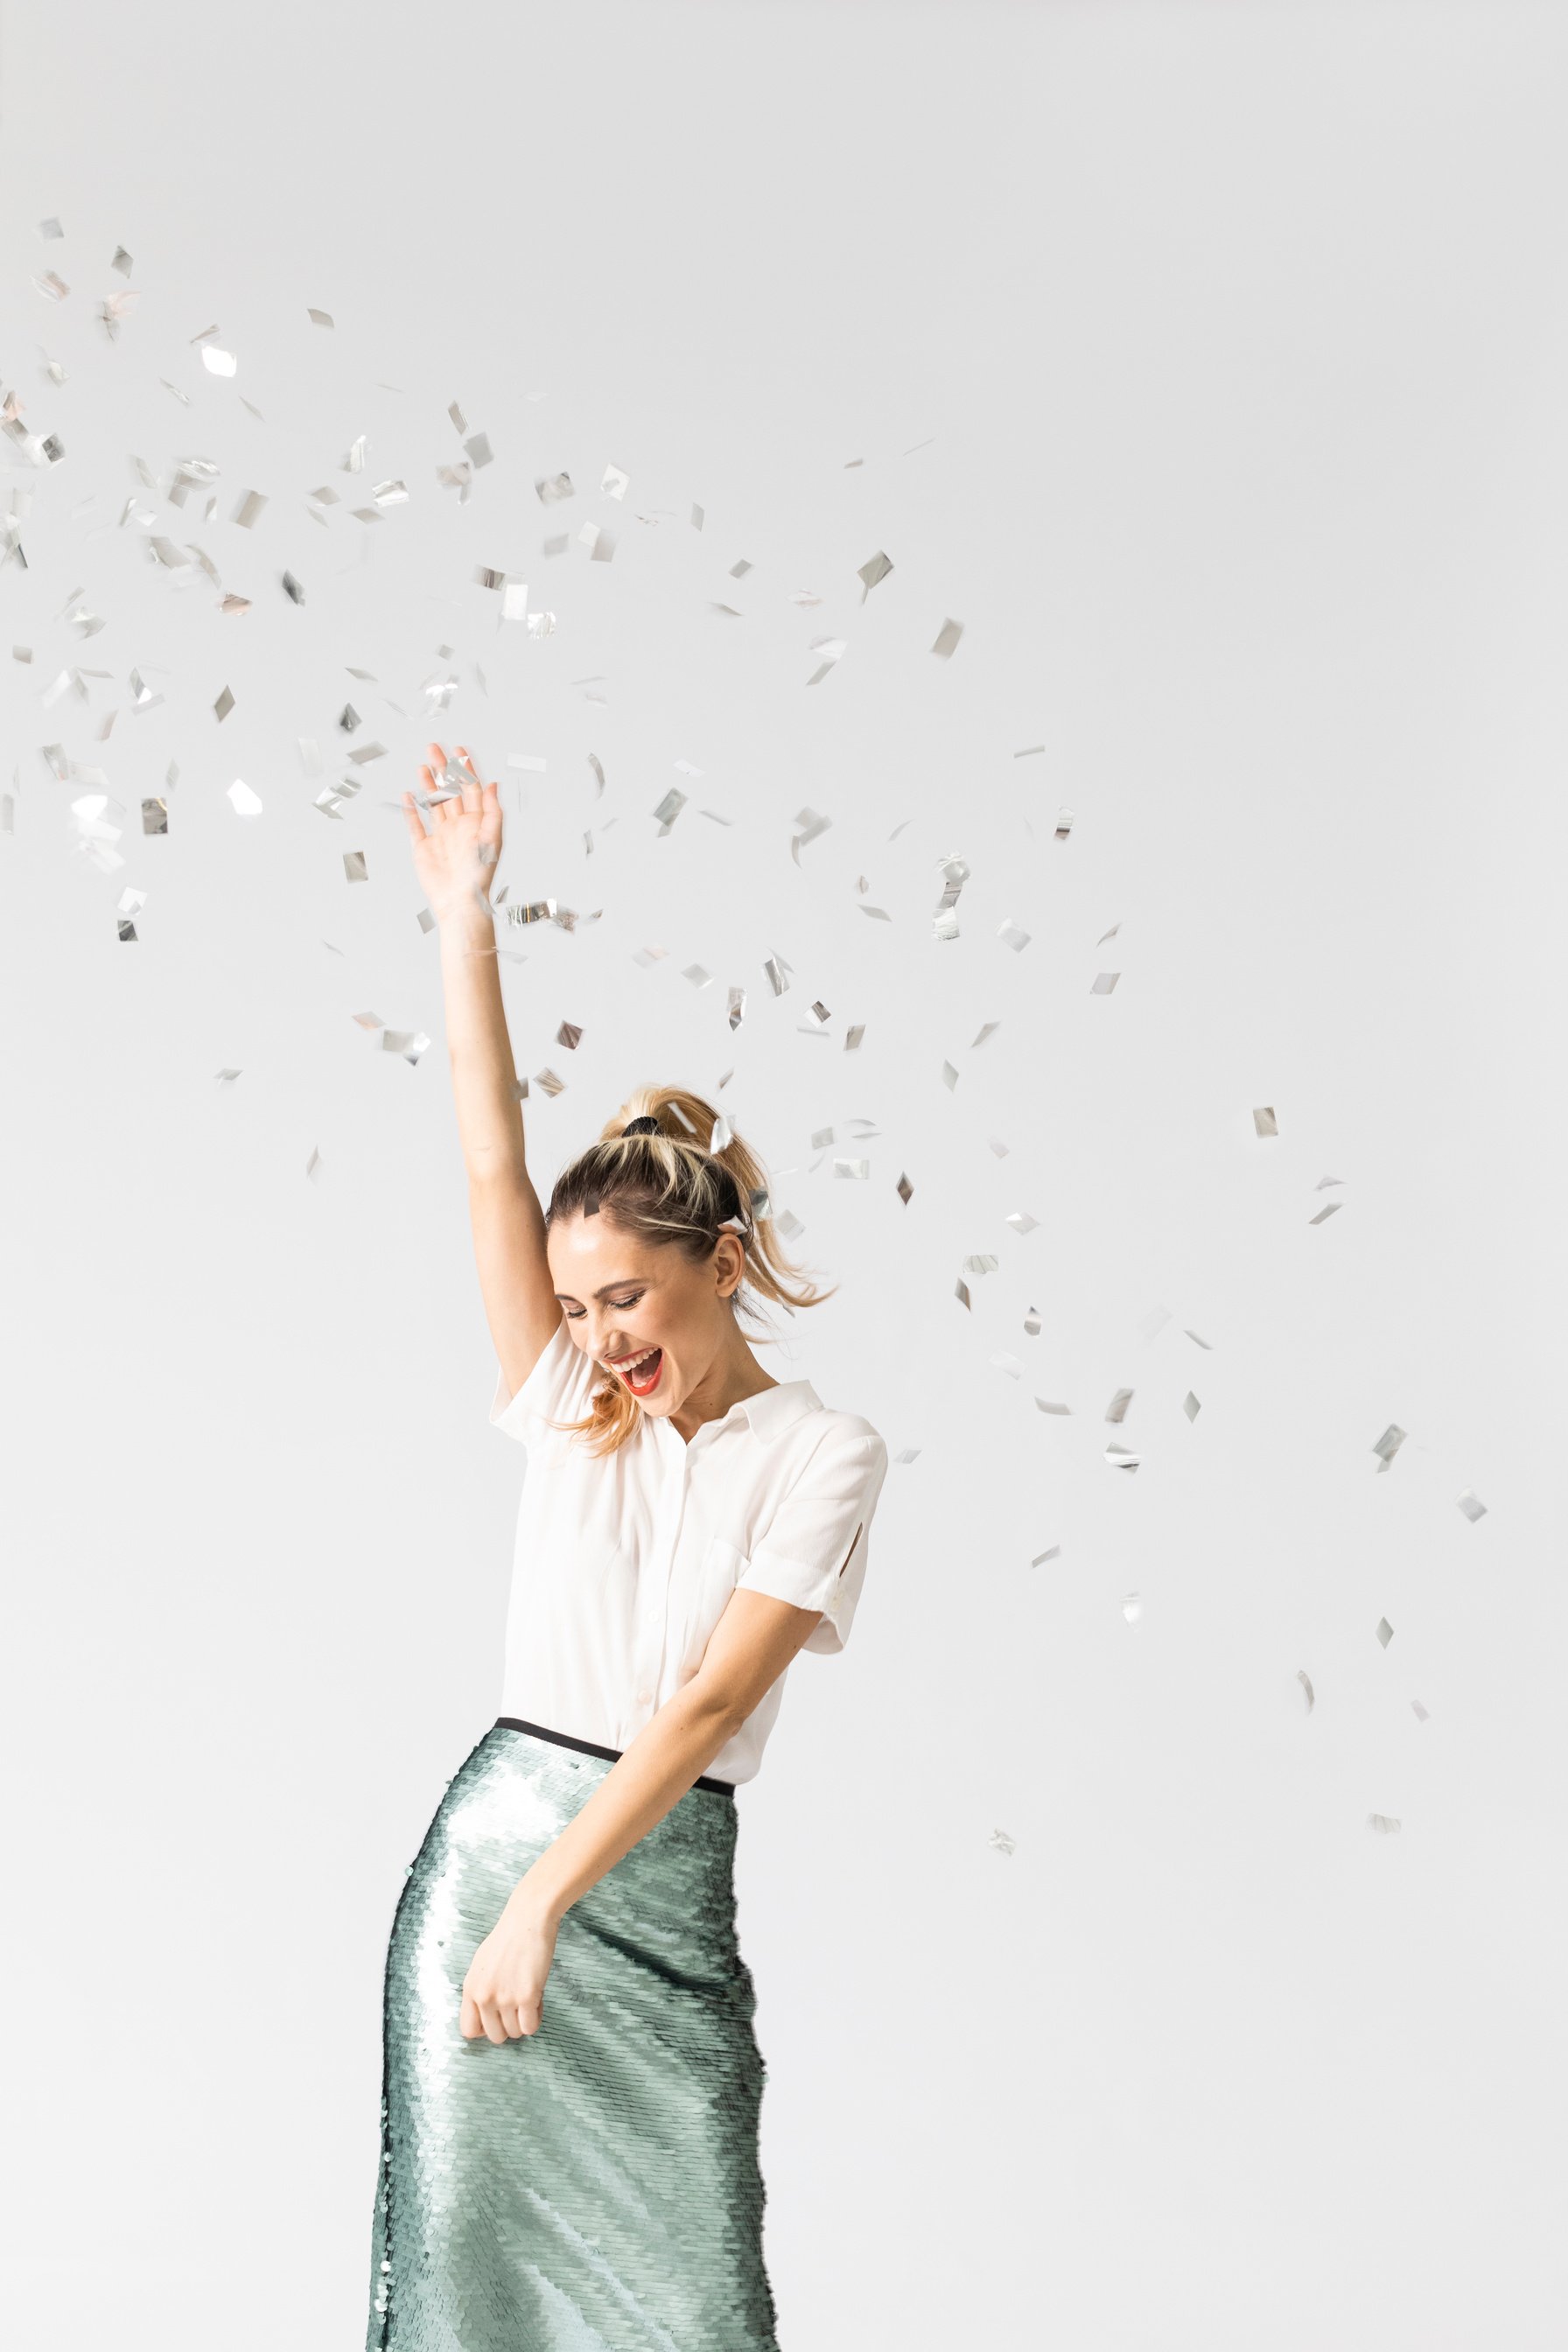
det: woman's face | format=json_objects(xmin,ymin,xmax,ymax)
[{"xmin": 548, "ymin": 1217, "xmax": 740, "ymax": 1418}]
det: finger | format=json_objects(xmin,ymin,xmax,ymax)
[
  {"xmin": 480, "ymin": 1999, "xmax": 508, "ymax": 2046},
  {"xmin": 414, "ymin": 763, "xmax": 452, "ymax": 830},
  {"xmin": 425, "ymin": 743, "xmax": 455, "ymax": 822},
  {"xmin": 400, "ymin": 788, "xmax": 428, "ymax": 846},
  {"xmin": 453, "ymin": 745, "xmax": 485, "ymax": 816},
  {"xmin": 459, "ymin": 1990, "xmax": 481, "ymax": 2040}
]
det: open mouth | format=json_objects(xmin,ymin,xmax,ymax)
[{"xmin": 610, "ymin": 1348, "xmax": 663, "ymax": 1396}]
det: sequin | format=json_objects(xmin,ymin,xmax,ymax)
[{"xmin": 366, "ymin": 1721, "xmax": 779, "ymax": 2348}]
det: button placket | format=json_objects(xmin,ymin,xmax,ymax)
[{"xmin": 631, "ymin": 1434, "xmax": 690, "ymax": 1715}]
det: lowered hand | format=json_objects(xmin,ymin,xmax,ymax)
[{"xmin": 460, "ymin": 1886, "xmax": 562, "ymax": 2043}]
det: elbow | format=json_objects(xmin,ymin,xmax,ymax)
[{"xmin": 682, "ymin": 1671, "xmax": 750, "ymax": 1743}]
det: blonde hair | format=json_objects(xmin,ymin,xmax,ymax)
[{"xmin": 541, "ymin": 1085, "xmax": 836, "ymax": 1458}]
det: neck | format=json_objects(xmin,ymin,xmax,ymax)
[{"xmin": 668, "ymin": 1354, "xmax": 780, "ymax": 1445}]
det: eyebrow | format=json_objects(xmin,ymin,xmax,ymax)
[{"xmin": 553, "ymin": 1279, "xmax": 645, "ymax": 1303}]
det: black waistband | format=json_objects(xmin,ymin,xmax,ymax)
[{"xmin": 494, "ymin": 1715, "xmax": 736, "ymax": 1796}]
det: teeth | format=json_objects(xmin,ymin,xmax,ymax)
[{"xmin": 613, "ymin": 1348, "xmax": 659, "ymax": 1374}]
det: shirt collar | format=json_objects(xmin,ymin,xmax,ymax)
[
  {"xmin": 729, "ymin": 1378, "xmax": 821, "ymax": 1444},
  {"xmin": 662, "ymin": 1378, "xmax": 822, "ymax": 1451}
]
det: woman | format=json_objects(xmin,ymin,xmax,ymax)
[{"xmin": 366, "ymin": 743, "xmax": 891, "ymax": 2349}]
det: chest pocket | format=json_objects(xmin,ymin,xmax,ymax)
[{"xmin": 675, "ymin": 1536, "xmax": 746, "ymax": 1676}]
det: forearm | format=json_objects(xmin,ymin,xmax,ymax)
[
  {"xmin": 438, "ymin": 905, "xmax": 526, "ymax": 1179},
  {"xmin": 512, "ymin": 1684, "xmax": 743, "ymax": 1924}
]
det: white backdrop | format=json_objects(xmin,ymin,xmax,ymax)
[{"xmin": 2, "ymin": 4, "xmax": 1564, "ymax": 2344}]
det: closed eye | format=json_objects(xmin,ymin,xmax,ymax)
[{"xmin": 565, "ymin": 1293, "xmax": 643, "ymax": 1318}]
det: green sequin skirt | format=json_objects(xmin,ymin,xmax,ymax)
[{"xmin": 366, "ymin": 1718, "xmax": 780, "ymax": 2350}]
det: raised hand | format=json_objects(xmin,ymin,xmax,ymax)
[{"xmin": 401, "ymin": 741, "xmax": 503, "ymax": 927}]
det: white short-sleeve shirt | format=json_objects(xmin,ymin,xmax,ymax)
[{"xmin": 487, "ymin": 1313, "xmax": 890, "ymax": 1786}]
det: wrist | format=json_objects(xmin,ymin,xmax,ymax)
[
  {"xmin": 508, "ymin": 1867, "xmax": 569, "ymax": 1928},
  {"xmin": 437, "ymin": 900, "xmax": 495, "ymax": 943}
]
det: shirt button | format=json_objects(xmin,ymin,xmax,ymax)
[{"xmin": 636, "ymin": 1687, "xmax": 653, "ymax": 1706}]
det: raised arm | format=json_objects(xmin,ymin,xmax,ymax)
[{"xmin": 403, "ymin": 742, "xmax": 564, "ymax": 1397}]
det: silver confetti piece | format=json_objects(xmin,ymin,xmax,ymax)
[{"xmin": 381, "ymin": 1030, "xmax": 431, "ymax": 1065}]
